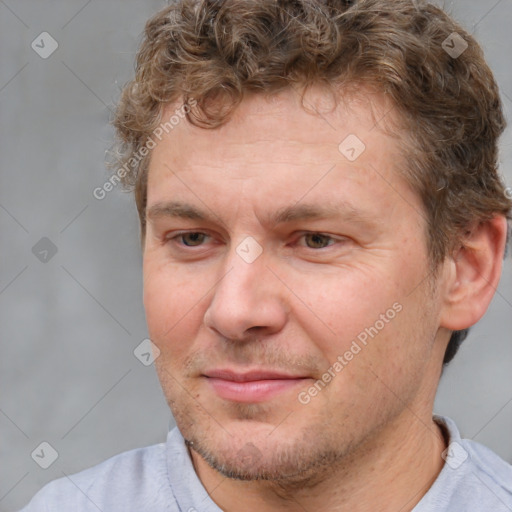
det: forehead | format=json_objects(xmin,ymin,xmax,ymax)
[
  {"xmin": 156, "ymin": 86, "xmax": 398, "ymax": 158},
  {"xmin": 145, "ymin": 86, "xmax": 416, "ymax": 224}
]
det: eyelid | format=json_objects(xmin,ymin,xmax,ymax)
[
  {"xmin": 165, "ymin": 229, "xmax": 209, "ymax": 238},
  {"xmin": 165, "ymin": 230, "xmax": 213, "ymax": 245},
  {"xmin": 294, "ymin": 231, "xmax": 345, "ymax": 246}
]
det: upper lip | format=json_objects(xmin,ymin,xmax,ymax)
[{"xmin": 203, "ymin": 369, "xmax": 309, "ymax": 382}]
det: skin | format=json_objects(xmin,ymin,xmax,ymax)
[{"xmin": 142, "ymin": 86, "xmax": 507, "ymax": 511}]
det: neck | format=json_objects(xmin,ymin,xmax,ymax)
[{"xmin": 190, "ymin": 411, "xmax": 447, "ymax": 512}]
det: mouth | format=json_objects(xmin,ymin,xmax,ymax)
[{"xmin": 202, "ymin": 368, "xmax": 311, "ymax": 403}]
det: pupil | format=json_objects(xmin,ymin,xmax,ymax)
[
  {"xmin": 184, "ymin": 233, "xmax": 203, "ymax": 246},
  {"xmin": 308, "ymin": 234, "xmax": 327, "ymax": 248}
]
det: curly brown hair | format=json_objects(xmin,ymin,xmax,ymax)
[{"xmin": 111, "ymin": 0, "xmax": 512, "ymax": 364}]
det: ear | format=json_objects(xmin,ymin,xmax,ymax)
[{"xmin": 439, "ymin": 215, "xmax": 508, "ymax": 331}]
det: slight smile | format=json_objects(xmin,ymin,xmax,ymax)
[{"xmin": 202, "ymin": 369, "xmax": 311, "ymax": 403}]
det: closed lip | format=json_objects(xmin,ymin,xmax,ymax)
[{"xmin": 202, "ymin": 369, "xmax": 310, "ymax": 382}]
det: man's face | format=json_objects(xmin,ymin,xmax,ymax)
[{"xmin": 143, "ymin": 87, "xmax": 445, "ymax": 482}]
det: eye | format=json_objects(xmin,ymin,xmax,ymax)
[
  {"xmin": 171, "ymin": 232, "xmax": 210, "ymax": 247},
  {"xmin": 300, "ymin": 233, "xmax": 337, "ymax": 249}
]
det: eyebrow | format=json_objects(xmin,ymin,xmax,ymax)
[
  {"xmin": 147, "ymin": 201, "xmax": 208, "ymax": 221},
  {"xmin": 146, "ymin": 200, "xmax": 375, "ymax": 227}
]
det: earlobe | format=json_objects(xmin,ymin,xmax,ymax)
[{"xmin": 439, "ymin": 215, "xmax": 508, "ymax": 332}]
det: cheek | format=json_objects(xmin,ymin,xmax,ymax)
[
  {"xmin": 291, "ymin": 266, "xmax": 402, "ymax": 350},
  {"xmin": 143, "ymin": 260, "xmax": 208, "ymax": 347},
  {"xmin": 289, "ymin": 261, "xmax": 432, "ymax": 402}
]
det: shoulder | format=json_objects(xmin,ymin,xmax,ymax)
[
  {"xmin": 416, "ymin": 416, "xmax": 512, "ymax": 511},
  {"xmin": 459, "ymin": 434, "xmax": 512, "ymax": 506},
  {"xmin": 19, "ymin": 440, "xmax": 178, "ymax": 512}
]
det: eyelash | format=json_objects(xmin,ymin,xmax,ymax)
[{"xmin": 166, "ymin": 231, "xmax": 342, "ymax": 250}]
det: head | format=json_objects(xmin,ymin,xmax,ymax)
[{"xmin": 111, "ymin": 0, "xmax": 511, "ymax": 485}]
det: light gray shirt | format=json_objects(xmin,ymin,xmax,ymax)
[{"xmin": 20, "ymin": 416, "xmax": 512, "ymax": 511}]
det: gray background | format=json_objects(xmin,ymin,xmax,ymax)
[{"xmin": 1, "ymin": 1, "xmax": 511, "ymax": 510}]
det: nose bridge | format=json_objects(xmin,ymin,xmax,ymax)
[
  {"xmin": 218, "ymin": 257, "xmax": 259, "ymax": 306},
  {"xmin": 213, "ymin": 245, "xmax": 268, "ymax": 314},
  {"xmin": 218, "ymin": 232, "xmax": 268, "ymax": 295},
  {"xmin": 204, "ymin": 242, "xmax": 287, "ymax": 339}
]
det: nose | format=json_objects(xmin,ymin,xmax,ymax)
[{"xmin": 203, "ymin": 247, "xmax": 288, "ymax": 341}]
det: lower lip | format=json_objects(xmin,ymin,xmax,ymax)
[{"xmin": 205, "ymin": 377, "xmax": 308, "ymax": 403}]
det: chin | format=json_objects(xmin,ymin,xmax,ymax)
[{"xmin": 184, "ymin": 418, "xmax": 351, "ymax": 489}]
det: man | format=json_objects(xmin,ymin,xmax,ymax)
[{"xmin": 21, "ymin": 0, "xmax": 512, "ymax": 510}]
